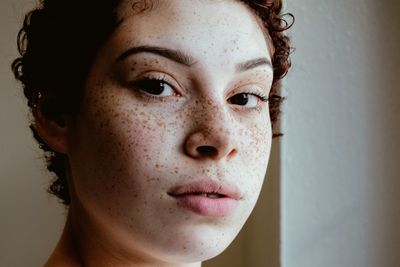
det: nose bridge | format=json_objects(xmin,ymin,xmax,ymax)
[{"xmin": 196, "ymin": 96, "xmax": 232, "ymax": 132}]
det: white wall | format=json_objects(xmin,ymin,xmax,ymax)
[{"xmin": 282, "ymin": 1, "xmax": 400, "ymax": 267}]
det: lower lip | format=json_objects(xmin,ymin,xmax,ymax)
[{"xmin": 172, "ymin": 195, "xmax": 239, "ymax": 217}]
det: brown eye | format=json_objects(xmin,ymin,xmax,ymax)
[
  {"xmin": 228, "ymin": 91, "xmax": 268, "ymax": 109},
  {"xmin": 229, "ymin": 93, "xmax": 251, "ymax": 106},
  {"xmin": 134, "ymin": 78, "xmax": 175, "ymax": 96}
]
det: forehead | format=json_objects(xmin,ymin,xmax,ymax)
[{"xmin": 113, "ymin": 0, "xmax": 270, "ymax": 64}]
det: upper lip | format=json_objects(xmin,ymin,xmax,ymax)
[{"xmin": 167, "ymin": 178, "xmax": 242, "ymax": 200}]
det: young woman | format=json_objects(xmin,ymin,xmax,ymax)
[{"xmin": 12, "ymin": 0, "xmax": 292, "ymax": 266}]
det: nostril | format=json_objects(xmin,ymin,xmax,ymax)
[
  {"xmin": 196, "ymin": 146, "xmax": 218, "ymax": 157},
  {"xmin": 227, "ymin": 148, "xmax": 238, "ymax": 159}
]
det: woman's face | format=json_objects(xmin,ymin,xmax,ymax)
[{"xmin": 67, "ymin": 0, "xmax": 273, "ymax": 264}]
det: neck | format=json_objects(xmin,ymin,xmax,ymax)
[
  {"xmin": 43, "ymin": 213, "xmax": 82, "ymax": 267},
  {"xmin": 44, "ymin": 209, "xmax": 202, "ymax": 267}
]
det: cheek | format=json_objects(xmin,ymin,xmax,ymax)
[
  {"xmin": 71, "ymin": 92, "xmax": 176, "ymax": 214},
  {"xmin": 235, "ymin": 114, "xmax": 271, "ymax": 200},
  {"xmin": 240, "ymin": 110, "xmax": 271, "ymax": 162}
]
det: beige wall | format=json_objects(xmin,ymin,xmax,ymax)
[{"xmin": 1, "ymin": 1, "xmax": 65, "ymax": 266}]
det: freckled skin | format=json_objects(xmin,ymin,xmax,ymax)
[{"xmin": 64, "ymin": 0, "xmax": 273, "ymax": 266}]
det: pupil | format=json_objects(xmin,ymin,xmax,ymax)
[
  {"xmin": 139, "ymin": 80, "xmax": 165, "ymax": 95},
  {"xmin": 147, "ymin": 80, "xmax": 165, "ymax": 95},
  {"xmin": 231, "ymin": 93, "xmax": 249, "ymax": 105}
]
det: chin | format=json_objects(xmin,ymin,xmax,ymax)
[
  {"xmin": 157, "ymin": 242, "xmax": 230, "ymax": 264},
  {"xmin": 150, "ymin": 224, "xmax": 242, "ymax": 264}
]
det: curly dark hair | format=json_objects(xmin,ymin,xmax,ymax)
[{"xmin": 12, "ymin": 0, "xmax": 293, "ymax": 205}]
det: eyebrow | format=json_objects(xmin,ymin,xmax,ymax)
[
  {"xmin": 116, "ymin": 45, "xmax": 197, "ymax": 66},
  {"xmin": 236, "ymin": 57, "xmax": 272, "ymax": 72},
  {"xmin": 116, "ymin": 45, "xmax": 271, "ymax": 72}
]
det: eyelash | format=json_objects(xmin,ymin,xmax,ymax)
[
  {"xmin": 130, "ymin": 74, "xmax": 179, "ymax": 98},
  {"xmin": 228, "ymin": 89, "xmax": 269, "ymax": 112},
  {"xmin": 242, "ymin": 91, "xmax": 269, "ymax": 102},
  {"xmin": 130, "ymin": 75, "xmax": 269, "ymax": 109}
]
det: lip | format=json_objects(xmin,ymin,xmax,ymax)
[{"xmin": 168, "ymin": 178, "xmax": 242, "ymax": 217}]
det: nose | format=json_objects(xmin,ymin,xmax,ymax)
[{"xmin": 184, "ymin": 102, "xmax": 238, "ymax": 161}]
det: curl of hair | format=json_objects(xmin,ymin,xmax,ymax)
[
  {"xmin": 12, "ymin": 0, "xmax": 293, "ymax": 205},
  {"xmin": 242, "ymin": 0, "xmax": 294, "ymax": 137}
]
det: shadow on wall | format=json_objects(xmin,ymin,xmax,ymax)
[{"xmin": 367, "ymin": 1, "xmax": 400, "ymax": 266}]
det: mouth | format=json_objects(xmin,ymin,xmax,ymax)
[
  {"xmin": 167, "ymin": 178, "xmax": 242, "ymax": 217},
  {"xmin": 192, "ymin": 193, "xmax": 226, "ymax": 198}
]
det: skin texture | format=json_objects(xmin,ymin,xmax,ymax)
[{"xmin": 43, "ymin": 0, "xmax": 273, "ymax": 266}]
